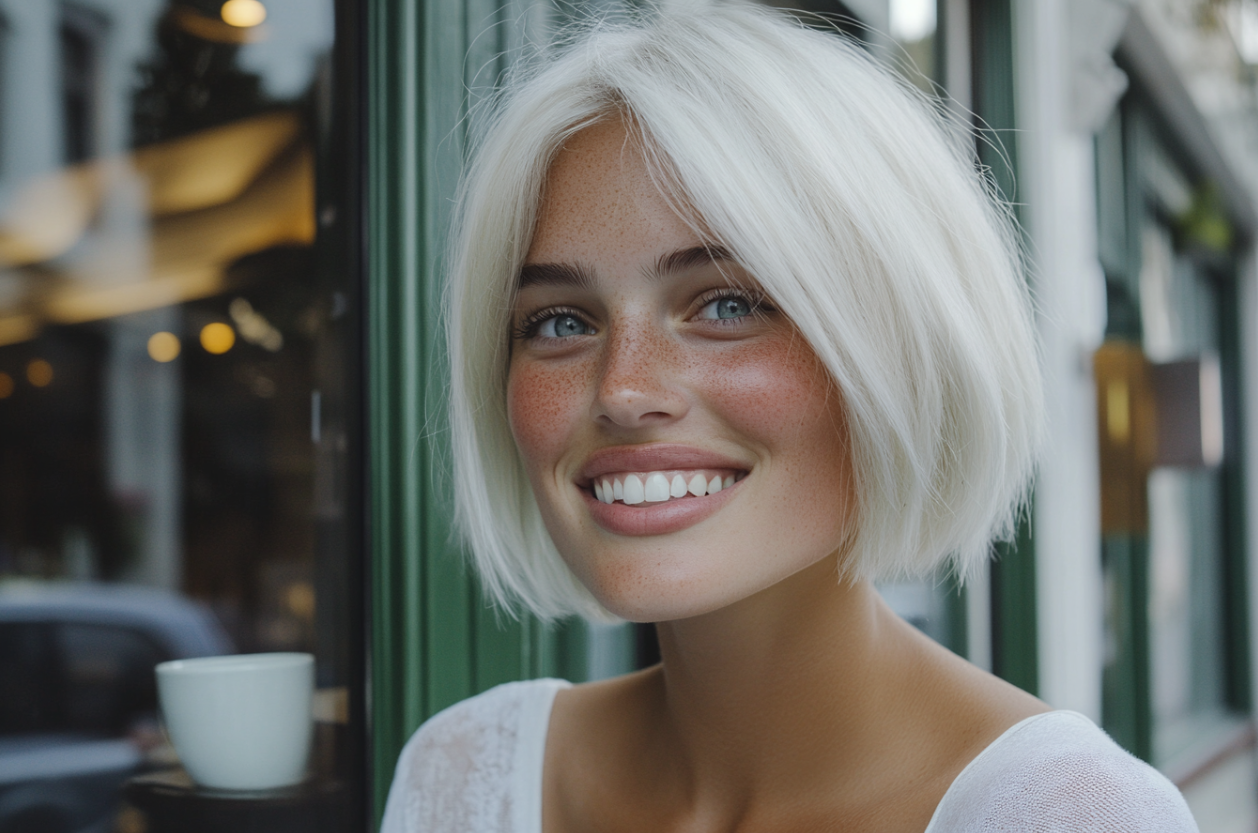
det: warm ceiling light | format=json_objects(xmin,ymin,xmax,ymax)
[
  {"xmin": 148, "ymin": 331, "xmax": 182, "ymax": 363},
  {"xmin": 200, "ymin": 322, "xmax": 236, "ymax": 355},
  {"xmin": 0, "ymin": 372, "xmax": 12, "ymax": 399},
  {"xmin": 221, "ymin": 0, "xmax": 266, "ymax": 27},
  {"xmin": 26, "ymin": 359, "xmax": 53, "ymax": 388}
]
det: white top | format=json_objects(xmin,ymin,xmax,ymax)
[{"xmin": 381, "ymin": 678, "xmax": 1199, "ymax": 832}]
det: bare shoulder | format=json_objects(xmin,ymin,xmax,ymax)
[
  {"xmin": 544, "ymin": 668, "xmax": 665, "ymax": 832},
  {"xmin": 548, "ymin": 665, "xmax": 662, "ymax": 757},
  {"xmin": 552, "ymin": 664, "xmax": 660, "ymax": 710},
  {"xmin": 886, "ymin": 613, "xmax": 1051, "ymax": 776}
]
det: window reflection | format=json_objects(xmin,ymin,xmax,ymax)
[{"xmin": 0, "ymin": 0, "xmax": 354, "ymax": 829}]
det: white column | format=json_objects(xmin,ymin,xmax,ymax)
[
  {"xmin": 106, "ymin": 307, "xmax": 183, "ymax": 590},
  {"xmin": 1014, "ymin": 0, "xmax": 1121, "ymax": 719}
]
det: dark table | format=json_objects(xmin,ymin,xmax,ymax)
[{"xmin": 122, "ymin": 768, "xmax": 350, "ymax": 833}]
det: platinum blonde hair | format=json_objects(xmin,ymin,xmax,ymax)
[{"xmin": 448, "ymin": 2, "xmax": 1043, "ymax": 621}]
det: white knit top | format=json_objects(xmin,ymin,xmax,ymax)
[{"xmin": 380, "ymin": 678, "xmax": 1199, "ymax": 832}]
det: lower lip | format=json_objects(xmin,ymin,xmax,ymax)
[{"xmin": 582, "ymin": 478, "xmax": 743, "ymax": 536}]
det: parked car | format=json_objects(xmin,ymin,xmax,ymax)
[{"xmin": 0, "ymin": 582, "xmax": 232, "ymax": 833}]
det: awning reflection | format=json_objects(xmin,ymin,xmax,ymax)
[{"xmin": 0, "ymin": 110, "xmax": 312, "ymax": 346}]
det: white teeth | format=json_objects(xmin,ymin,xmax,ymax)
[
  {"xmin": 623, "ymin": 474, "xmax": 645, "ymax": 505},
  {"xmin": 593, "ymin": 470, "xmax": 740, "ymax": 505},
  {"xmin": 644, "ymin": 472, "xmax": 671, "ymax": 502}
]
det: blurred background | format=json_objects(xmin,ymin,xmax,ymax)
[{"xmin": 1, "ymin": 0, "xmax": 1258, "ymax": 831}]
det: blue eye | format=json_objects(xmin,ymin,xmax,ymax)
[
  {"xmin": 537, "ymin": 313, "xmax": 593, "ymax": 338},
  {"xmin": 698, "ymin": 295, "xmax": 754, "ymax": 320}
]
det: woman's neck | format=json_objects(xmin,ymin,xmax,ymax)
[
  {"xmin": 649, "ymin": 560, "xmax": 925, "ymax": 806},
  {"xmin": 545, "ymin": 557, "xmax": 1049, "ymax": 833}
]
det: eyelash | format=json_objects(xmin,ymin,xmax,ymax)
[
  {"xmin": 512, "ymin": 306, "xmax": 588, "ymax": 342},
  {"xmin": 693, "ymin": 287, "xmax": 773, "ymax": 323},
  {"xmin": 511, "ymin": 288, "xmax": 774, "ymax": 342}
]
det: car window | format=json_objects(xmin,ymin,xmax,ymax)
[
  {"xmin": 59, "ymin": 623, "xmax": 170, "ymax": 736},
  {"xmin": 0, "ymin": 621, "xmax": 169, "ymax": 737},
  {"xmin": 0, "ymin": 622, "xmax": 60, "ymax": 735}
]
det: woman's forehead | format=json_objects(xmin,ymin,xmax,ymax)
[{"xmin": 525, "ymin": 119, "xmax": 703, "ymax": 268}]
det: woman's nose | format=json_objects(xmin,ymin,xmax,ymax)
[{"xmin": 592, "ymin": 323, "xmax": 689, "ymax": 429}]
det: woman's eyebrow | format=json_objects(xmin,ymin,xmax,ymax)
[
  {"xmin": 516, "ymin": 262, "xmax": 595, "ymax": 290},
  {"xmin": 517, "ymin": 246, "xmax": 732, "ymax": 289},
  {"xmin": 652, "ymin": 245, "xmax": 734, "ymax": 278}
]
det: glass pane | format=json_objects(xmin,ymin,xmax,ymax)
[
  {"xmin": 1140, "ymin": 220, "xmax": 1230, "ymax": 764},
  {"xmin": 0, "ymin": 0, "xmax": 360, "ymax": 828}
]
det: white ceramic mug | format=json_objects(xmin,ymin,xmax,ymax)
[{"xmin": 156, "ymin": 652, "xmax": 314, "ymax": 791}]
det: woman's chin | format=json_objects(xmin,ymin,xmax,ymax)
[{"xmin": 576, "ymin": 562, "xmax": 763, "ymax": 624}]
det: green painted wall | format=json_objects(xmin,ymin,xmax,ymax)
[
  {"xmin": 971, "ymin": 0, "xmax": 1038, "ymax": 696},
  {"xmin": 365, "ymin": 0, "xmax": 591, "ymax": 821}
]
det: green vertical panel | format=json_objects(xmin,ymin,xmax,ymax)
[
  {"xmin": 559, "ymin": 619, "xmax": 589, "ymax": 680},
  {"xmin": 971, "ymin": 0, "xmax": 1037, "ymax": 695},
  {"xmin": 422, "ymin": 0, "xmax": 474, "ymax": 721},
  {"xmin": 1101, "ymin": 535, "xmax": 1152, "ymax": 760},
  {"xmin": 1218, "ymin": 275, "xmax": 1251, "ymax": 711},
  {"xmin": 532, "ymin": 618, "xmax": 588, "ymax": 680},
  {"xmin": 368, "ymin": 0, "xmax": 427, "ymax": 820},
  {"xmin": 945, "ymin": 577, "xmax": 969, "ymax": 659},
  {"xmin": 367, "ymin": 0, "xmax": 491, "ymax": 817},
  {"xmin": 1096, "ymin": 109, "xmax": 1127, "ymax": 282},
  {"xmin": 1122, "ymin": 103, "xmax": 1145, "ymax": 300},
  {"xmin": 532, "ymin": 619, "xmax": 556, "ymax": 678},
  {"xmin": 991, "ymin": 525, "xmax": 1038, "ymax": 694},
  {"xmin": 474, "ymin": 604, "xmax": 528, "ymax": 691},
  {"xmin": 970, "ymin": 0, "xmax": 1018, "ymax": 209}
]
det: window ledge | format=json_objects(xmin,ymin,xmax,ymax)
[{"xmin": 1160, "ymin": 713, "xmax": 1255, "ymax": 790}]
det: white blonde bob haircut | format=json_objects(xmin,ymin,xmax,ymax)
[{"xmin": 448, "ymin": 1, "xmax": 1043, "ymax": 621}]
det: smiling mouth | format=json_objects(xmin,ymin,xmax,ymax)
[{"xmin": 587, "ymin": 469, "xmax": 745, "ymax": 506}]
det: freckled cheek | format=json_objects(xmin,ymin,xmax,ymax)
[
  {"xmin": 506, "ymin": 360, "xmax": 592, "ymax": 464},
  {"xmin": 699, "ymin": 342, "xmax": 838, "ymax": 441}
]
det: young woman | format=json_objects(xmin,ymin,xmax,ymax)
[{"xmin": 381, "ymin": 4, "xmax": 1197, "ymax": 830}]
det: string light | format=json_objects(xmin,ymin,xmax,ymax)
[
  {"xmin": 200, "ymin": 323, "xmax": 236, "ymax": 355},
  {"xmin": 221, "ymin": 0, "xmax": 267, "ymax": 28},
  {"xmin": 26, "ymin": 359, "xmax": 53, "ymax": 388},
  {"xmin": 148, "ymin": 332, "xmax": 182, "ymax": 363}
]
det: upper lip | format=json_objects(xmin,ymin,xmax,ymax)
[{"xmin": 577, "ymin": 444, "xmax": 750, "ymax": 484}]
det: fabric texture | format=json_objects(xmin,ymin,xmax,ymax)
[{"xmin": 380, "ymin": 678, "xmax": 1199, "ymax": 832}]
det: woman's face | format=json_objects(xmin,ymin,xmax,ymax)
[{"xmin": 508, "ymin": 119, "xmax": 855, "ymax": 622}]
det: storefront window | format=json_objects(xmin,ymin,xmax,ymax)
[
  {"xmin": 0, "ymin": 0, "xmax": 361, "ymax": 828},
  {"xmin": 1140, "ymin": 218, "xmax": 1235, "ymax": 765}
]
